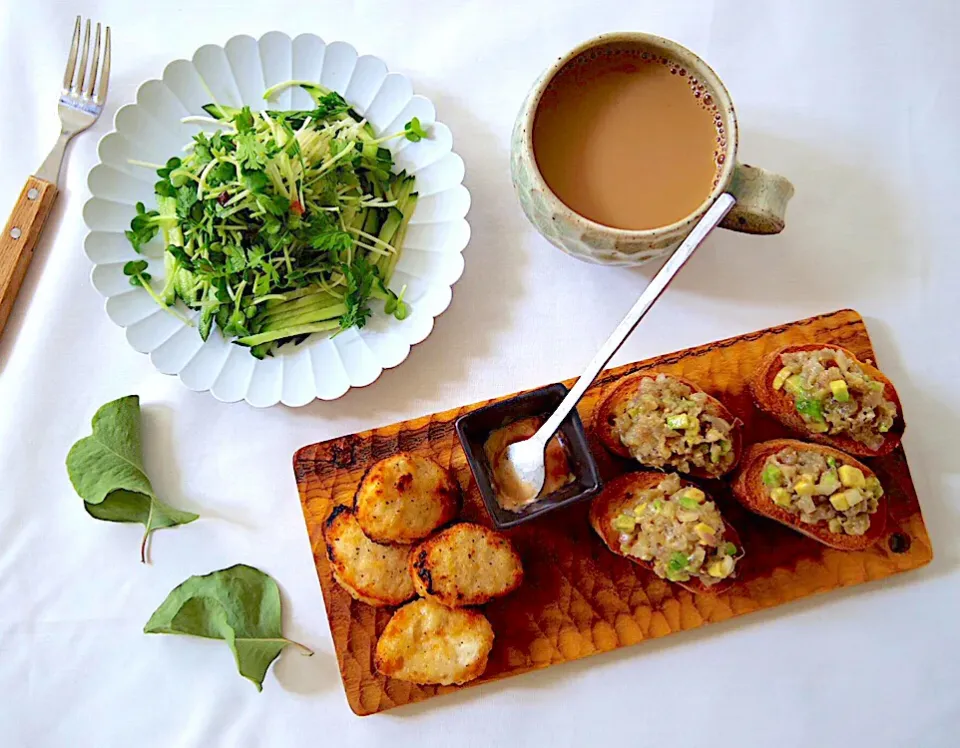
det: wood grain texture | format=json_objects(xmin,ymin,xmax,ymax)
[
  {"xmin": 0, "ymin": 177, "xmax": 57, "ymax": 338},
  {"xmin": 294, "ymin": 309, "xmax": 932, "ymax": 716}
]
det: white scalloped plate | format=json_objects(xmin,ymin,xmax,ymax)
[{"xmin": 83, "ymin": 32, "xmax": 470, "ymax": 407}]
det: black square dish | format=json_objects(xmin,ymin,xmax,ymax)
[{"xmin": 455, "ymin": 383, "xmax": 602, "ymax": 530}]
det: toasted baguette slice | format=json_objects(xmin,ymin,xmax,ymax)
[
  {"xmin": 410, "ymin": 523, "xmax": 523, "ymax": 607},
  {"xmin": 589, "ymin": 471, "xmax": 743, "ymax": 595},
  {"xmin": 374, "ymin": 599, "xmax": 494, "ymax": 685},
  {"xmin": 731, "ymin": 439, "xmax": 886, "ymax": 551},
  {"xmin": 594, "ymin": 372, "xmax": 742, "ymax": 478},
  {"xmin": 750, "ymin": 344, "xmax": 904, "ymax": 457},
  {"xmin": 324, "ymin": 505, "xmax": 416, "ymax": 607}
]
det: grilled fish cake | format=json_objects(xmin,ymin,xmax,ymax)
[
  {"xmin": 324, "ymin": 505, "xmax": 416, "ymax": 607},
  {"xmin": 374, "ymin": 598, "xmax": 494, "ymax": 685},
  {"xmin": 354, "ymin": 453, "xmax": 460, "ymax": 544},
  {"xmin": 411, "ymin": 523, "xmax": 523, "ymax": 607}
]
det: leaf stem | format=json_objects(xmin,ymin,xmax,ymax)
[{"xmin": 232, "ymin": 636, "xmax": 314, "ymax": 657}]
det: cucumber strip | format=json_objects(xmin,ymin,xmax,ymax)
[
  {"xmin": 259, "ymin": 303, "xmax": 348, "ymax": 330},
  {"xmin": 161, "ymin": 254, "xmax": 179, "ymax": 306},
  {"xmin": 262, "ymin": 288, "xmax": 340, "ymax": 314},
  {"xmin": 376, "ymin": 207, "xmax": 404, "ymax": 247},
  {"xmin": 262, "ymin": 286, "xmax": 334, "ymax": 306},
  {"xmin": 362, "ymin": 206, "xmax": 383, "ymax": 237},
  {"xmin": 201, "ymin": 103, "xmax": 242, "ymax": 121},
  {"xmin": 260, "ymin": 298, "xmax": 344, "ymax": 327},
  {"xmin": 235, "ymin": 320, "xmax": 340, "ymax": 348},
  {"xmin": 384, "ymin": 193, "xmax": 418, "ymax": 284}
]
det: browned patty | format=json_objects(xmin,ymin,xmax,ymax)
[
  {"xmin": 354, "ymin": 453, "xmax": 460, "ymax": 544},
  {"xmin": 324, "ymin": 505, "xmax": 416, "ymax": 607},
  {"xmin": 374, "ymin": 598, "xmax": 494, "ymax": 685},
  {"xmin": 410, "ymin": 523, "xmax": 523, "ymax": 606}
]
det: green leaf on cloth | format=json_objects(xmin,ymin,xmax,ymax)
[
  {"xmin": 66, "ymin": 395, "xmax": 198, "ymax": 562},
  {"xmin": 144, "ymin": 564, "xmax": 312, "ymax": 691}
]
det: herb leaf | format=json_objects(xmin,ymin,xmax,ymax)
[
  {"xmin": 124, "ymin": 202, "xmax": 161, "ymax": 252},
  {"xmin": 144, "ymin": 564, "xmax": 312, "ymax": 691},
  {"xmin": 235, "ymin": 130, "xmax": 269, "ymax": 169},
  {"xmin": 66, "ymin": 396, "xmax": 198, "ymax": 563},
  {"xmin": 404, "ymin": 116, "xmax": 428, "ymax": 142}
]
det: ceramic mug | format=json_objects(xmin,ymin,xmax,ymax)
[{"xmin": 510, "ymin": 32, "xmax": 795, "ymax": 266}]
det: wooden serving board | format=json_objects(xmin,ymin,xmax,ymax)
[{"xmin": 294, "ymin": 309, "xmax": 932, "ymax": 716}]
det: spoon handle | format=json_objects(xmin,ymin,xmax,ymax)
[{"xmin": 533, "ymin": 193, "xmax": 736, "ymax": 447}]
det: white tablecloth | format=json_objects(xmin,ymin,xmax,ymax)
[{"xmin": 2, "ymin": 1, "xmax": 958, "ymax": 745}]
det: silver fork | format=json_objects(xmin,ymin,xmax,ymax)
[{"xmin": 0, "ymin": 16, "xmax": 111, "ymax": 340}]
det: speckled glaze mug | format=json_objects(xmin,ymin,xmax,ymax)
[{"xmin": 511, "ymin": 33, "xmax": 795, "ymax": 266}]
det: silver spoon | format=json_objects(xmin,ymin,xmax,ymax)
[{"xmin": 503, "ymin": 193, "xmax": 736, "ymax": 500}]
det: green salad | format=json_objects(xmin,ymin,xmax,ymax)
[{"xmin": 124, "ymin": 80, "xmax": 424, "ymax": 358}]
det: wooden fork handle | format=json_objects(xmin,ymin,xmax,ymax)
[{"xmin": 0, "ymin": 177, "xmax": 58, "ymax": 339}]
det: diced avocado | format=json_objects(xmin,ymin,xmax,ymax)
[
  {"xmin": 762, "ymin": 465, "xmax": 783, "ymax": 487},
  {"xmin": 838, "ymin": 465, "xmax": 866, "ymax": 489},
  {"xmin": 694, "ymin": 523, "xmax": 716, "ymax": 543},
  {"xmin": 829, "ymin": 492, "xmax": 850, "ymax": 511},
  {"xmin": 843, "ymin": 488, "xmax": 864, "ymax": 507},
  {"xmin": 878, "ymin": 423, "xmax": 891, "ymax": 433},
  {"xmin": 679, "ymin": 496, "xmax": 700, "ymax": 510},
  {"xmin": 667, "ymin": 552, "xmax": 688, "ymax": 573},
  {"xmin": 864, "ymin": 477, "xmax": 884, "ymax": 498},
  {"xmin": 707, "ymin": 560, "xmax": 726, "ymax": 578},
  {"xmin": 828, "ymin": 518, "xmax": 843, "ymax": 534},
  {"xmin": 723, "ymin": 542, "xmax": 738, "ymax": 556},
  {"xmin": 651, "ymin": 499, "xmax": 663, "ymax": 513},
  {"xmin": 611, "ymin": 514, "xmax": 636, "ymax": 533},
  {"xmin": 666, "ymin": 414, "xmax": 689, "ymax": 430},
  {"xmin": 793, "ymin": 479, "xmax": 815, "ymax": 497},
  {"xmin": 830, "ymin": 380, "xmax": 851, "ymax": 402},
  {"xmin": 772, "ymin": 367, "xmax": 792, "ymax": 390},
  {"xmin": 784, "ymin": 375, "xmax": 805, "ymax": 396},
  {"xmin": 684, "ymin": 487, "xmax": 705, "ymax": 503},
  {"xmin": 816, "ymin": 470, "xmax": 841, "ymax": 495},
  {"xmin": 795, "ymin": 397, "xmax": 825, "ymax": 423},
  {"xmin": 640, "ymin": 394, "xmax": 659, "ymax": 411},
  {"xmin": 771, "ymin": 487, "xmax": 793, "ymax": 507},
  {"xmin": 827, "ymin": 456, "xmax": 837, "ymax": 469}
]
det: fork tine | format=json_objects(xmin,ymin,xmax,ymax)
[
  {"xmin": 62, "ymin": 15, "xmax": 81, "ymax": 91},
  {"xmin": 97, "ymin": 26, "xmax": 111, "ymax": 105},
  {"xmin": 86, "ymin": 23, "xmax": 102, "ymax": 98},
  {"xmin": 75, "ymin": 19, "xmax": 91, "ymax": 93}
]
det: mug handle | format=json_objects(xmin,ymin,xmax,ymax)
[{"xmin": 720, "ymin": 163, "xmax": 795, "ymax": 235}]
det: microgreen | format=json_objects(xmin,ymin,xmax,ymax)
[
  {"xmin": 124, "ymin": 79, "xmax": 425, "ymax": 356},
  {"xmin": 404, "ymin": 116, "xmax": 428, "ymax": 142}
]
